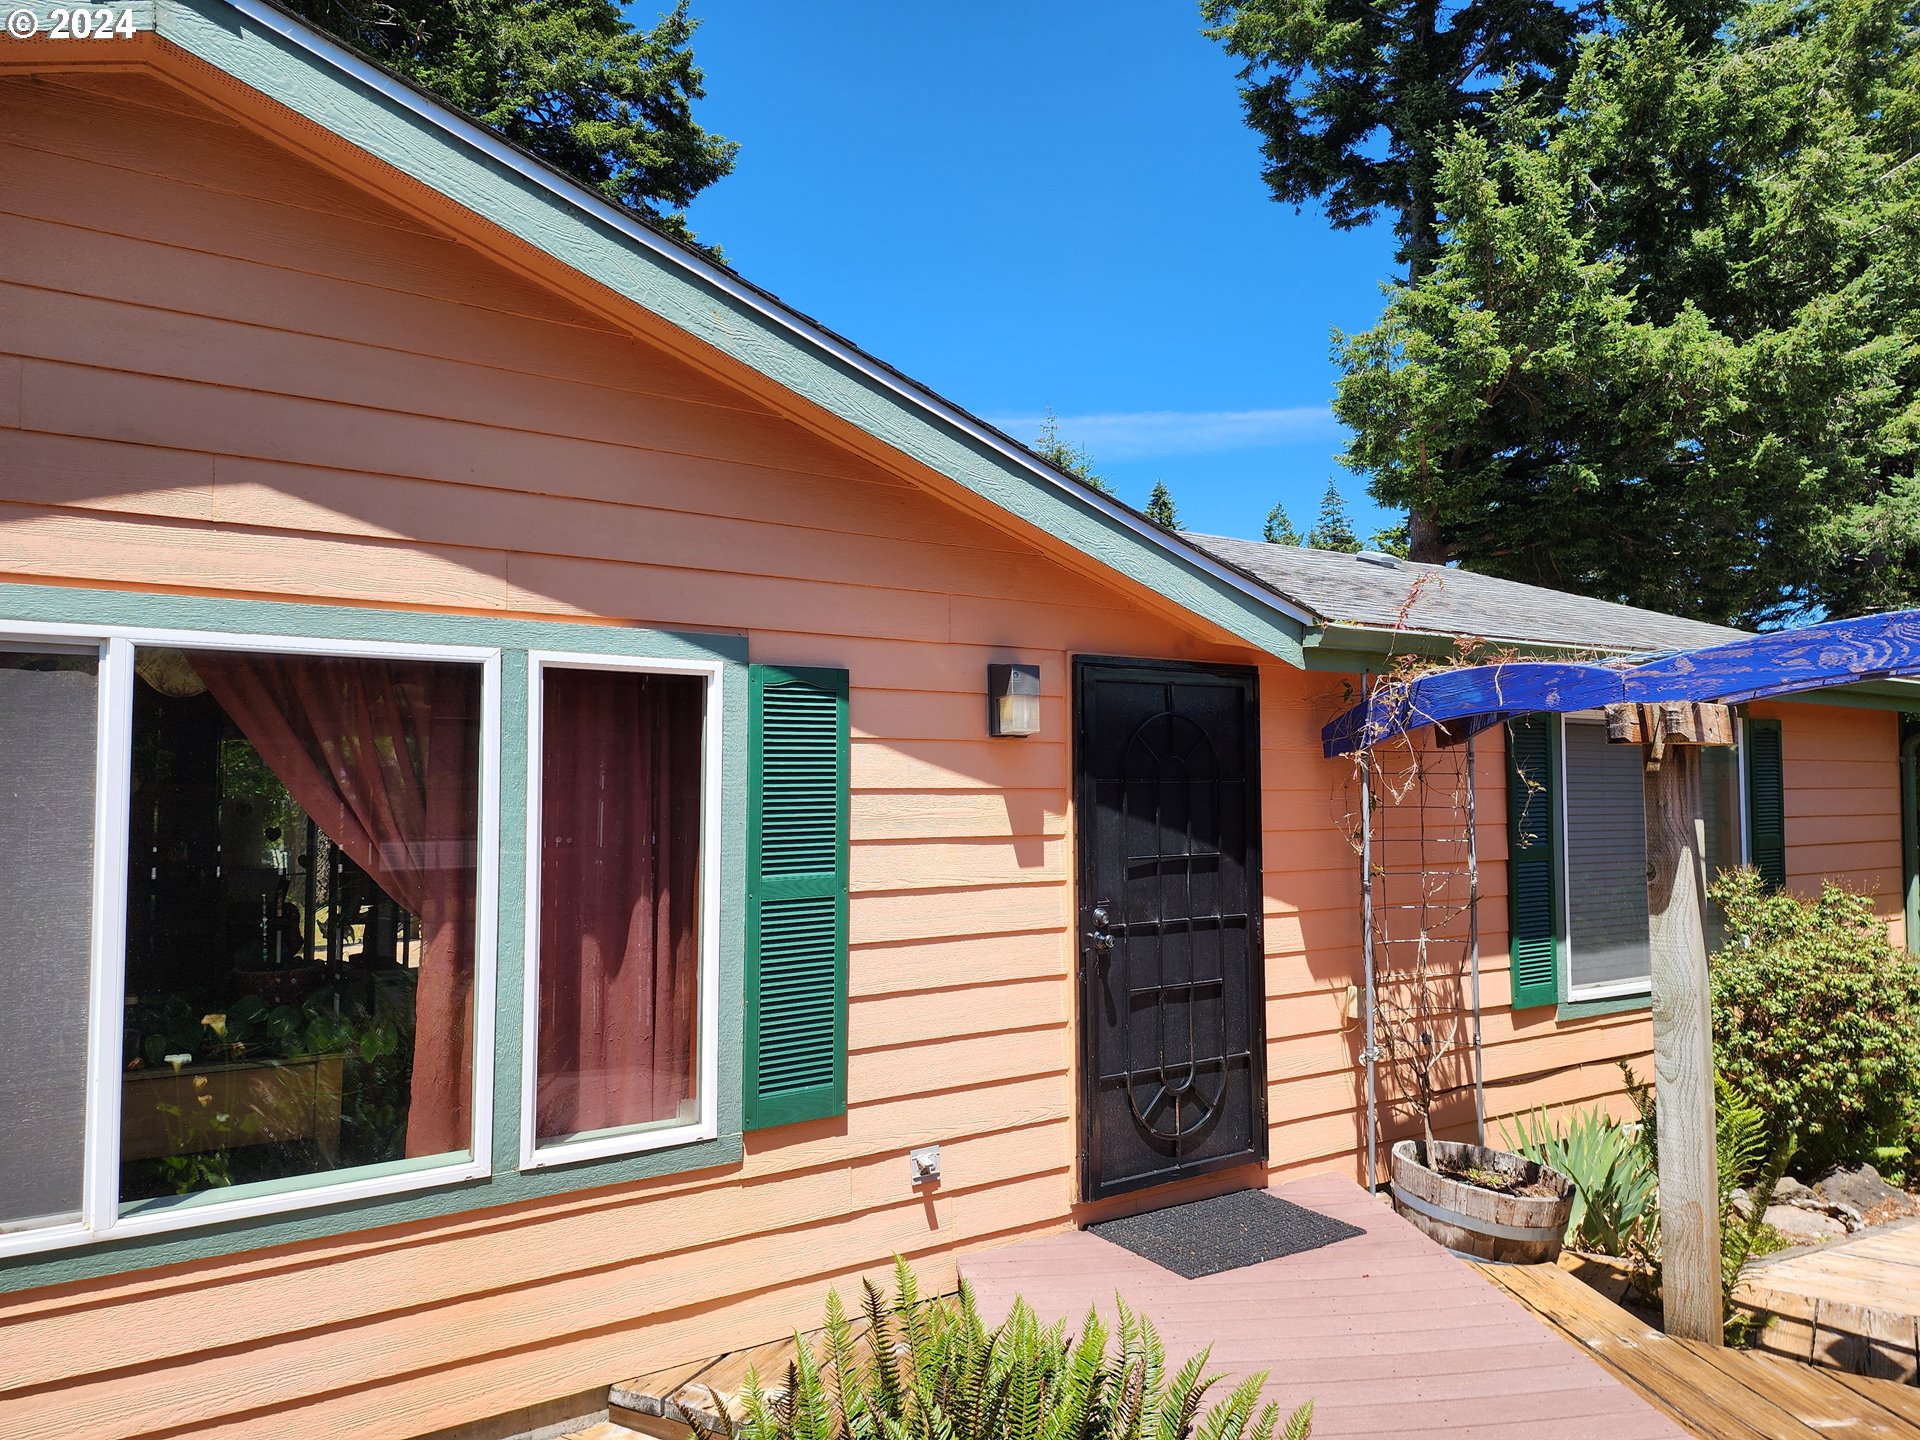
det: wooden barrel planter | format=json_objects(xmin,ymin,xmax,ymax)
[{"xmin": 1389, "ymin": 1139, "xmax": 1576, "ymax": 1264}]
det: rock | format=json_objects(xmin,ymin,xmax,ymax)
[
  {"xmin": 1772, "ymin": 1175, "xmax": 1816, "ymax": 1204},
  {"xmin": 1814, "ymin": 1164, "xmax": 1920, "ymax": 1227},
  {"xmin": 1762, "ymin": 1203, "xmax": 1848, "ymax": 1246},
  {"xmin": 1728, "ymin": 1187, "xmax": 1753, "ymax": 1220}
]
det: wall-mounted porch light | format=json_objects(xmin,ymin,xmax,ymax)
[{"xmin": 987, "ymin": 663, "xmax": 1042, "ymax": 737}]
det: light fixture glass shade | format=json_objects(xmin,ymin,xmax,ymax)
[{"xmin": 987, "ymin": 663, "xmax": 1042, "ymax": 737}]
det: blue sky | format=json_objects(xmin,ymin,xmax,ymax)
[{"xmin": 664, "ymin": 0, "xmax": 1403, "ymax": 544}]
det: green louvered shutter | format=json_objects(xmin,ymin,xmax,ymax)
[
  {"xmin": 1505, "ymin": 715, "xmax": 1562, "ymax": 1010},
  {"xmin": 745, "ymin": 665, "xmax": 850, "ymax": 1130},
  {"xmin": 1745, "ymin": 717, "xmax": 1787, "ymax": 890}
]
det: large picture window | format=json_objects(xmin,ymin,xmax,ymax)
[
  {"xmin": 1561, "ymin": 716, "xmax": 1742, "ymax": 999},
  {"xmin": 522, "ymin": 655, "xmax": 720, "ymax": 1167},
  {"xmin": 0, "ymin": 627, "xmax": 496, "ymax": 1257}
]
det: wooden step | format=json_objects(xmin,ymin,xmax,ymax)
[
  {"xmin": 1735, "ymin": 1221, "xmax": 1920, "ymax": 1384},
  {"xmin": 610, "ymin": 1330, "xmax": 808, "ymax": 1437},
  {"xmin": 1474, "ymin": 1256, "xmax": 1920, "ymax": 1439}
]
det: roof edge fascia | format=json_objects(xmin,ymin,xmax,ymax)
[
  {"xmin": 1299, "ymin": 621, "xmax": 1671, "ymax": 670},
  {"xmin": 1767, "ymin": 677, "xmax": 1920, "ymax": 713},
  {"xmin": 145, "ymin": 0, "xmax": 1311, "ymax": 664}
]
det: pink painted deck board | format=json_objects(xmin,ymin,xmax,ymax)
[{"xmin": 960, "ymin": 1175, "xmax": 1689, "ymax": 1440}]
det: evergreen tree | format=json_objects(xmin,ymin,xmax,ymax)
[
  {"xmin": 1033, "ymin": 408, "xmax": 1113, "ymax": 495},
  {"xmin": 1306, "ymin": 480, "xmax": 1361, "ymax": 552},
  {"xmin": 1146, "ymin": 480, "xmax": 1180, "ymax": 529},
  {"xmin": 1334, "ymin": 0, "xmax": 1920, "ymax": 622},
  {"xmin": 1263, "ymin": 501, "xmax": 1302, "ymax": 545},
  {"xmin": 1202, "ymin": 0, "xmax": 1591, "ymax": 281},
  {"xmin": 1205, "ymin": 0, "xmax": 1594, "ymax": 558},
  {"xmin": 1368, "ymin": 521, "xmax": 1412, "ymax": 559},
  {"xmin": 286, "ymin": 0, "xmax": 736, "ymax": 244}
]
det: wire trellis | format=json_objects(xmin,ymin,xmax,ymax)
[{"xmin": 1336, "ymin": 623, "xmax": 1491, "ymax": 1190}]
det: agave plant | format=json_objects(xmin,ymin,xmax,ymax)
[
  {"xmin": 1503, "ymin": 1104, "xmax": 1658, "ymax": 1257},
  {"xmin": 1501, "ymin": 1086, "xmax": 1803, "ymax": 1342},
  {"xmin": 716, "ymin": 1257, "xmax": 1314, "ymax": 1440}
]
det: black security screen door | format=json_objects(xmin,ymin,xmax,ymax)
[{"xmin": 1076, "ymin": 659, "xmax": 1266, "ymax": 1201}]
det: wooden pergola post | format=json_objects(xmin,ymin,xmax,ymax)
[{"xmin": 1609, "ymin": 701, "xmax": 1734, "ymax": 1345}]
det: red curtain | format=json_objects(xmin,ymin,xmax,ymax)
[
  {"xmin": 536, "ymin": 668, "xmax": 702, "ymax": 1140},
  {"xmin": 191, "ymin": 651, "xmax": 482, "ymax": 1159}
]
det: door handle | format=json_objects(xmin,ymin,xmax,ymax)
[{"xmin": 1087, "ymin": 899, "xmax": 1114, "ymax": 955}]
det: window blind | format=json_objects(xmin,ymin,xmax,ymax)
[
  {"xmin": 0, "ymin": 656, "xmax": 98, "ymax": 1230},
  {"xmin": 1563, "ymin": 719, "xmax": 1652, "ymax": 993}
]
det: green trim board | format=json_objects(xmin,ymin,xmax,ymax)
[
  {"xmin": 0, "ymin": 582, "xmax": 748, "ymax": 1294},
  {"xmin": 743, "ymin": 665, "xmax": 850, "ymax": 1130},
  {"xmin": 145, "ymin": 0, "xmax": 1308, "ymax": 669},
  {"xmin": 1556, "ymin": 992, "xmax": 1652, "ymax": 1021}
]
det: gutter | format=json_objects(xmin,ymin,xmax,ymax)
[{"xmin": 1302, "ymin": 620, "xmax": 1724, "ymax": 664}]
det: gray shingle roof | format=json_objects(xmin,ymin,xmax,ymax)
[{"xmin": 1182, "ymin": 534, "xmax": 1744, "ymax": 655}]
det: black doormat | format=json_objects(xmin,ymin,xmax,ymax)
[{"xmin": 1089, "ymin": 1189, "xmax": 1365, "ymax": 1279}]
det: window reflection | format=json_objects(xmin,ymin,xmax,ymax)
[{"xmin": 120, "ymin": 647, "xmax": 481, "ymax": 1205}]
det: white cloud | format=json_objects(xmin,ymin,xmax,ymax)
[{"xmin": 990, "ymin": 406, "xmax": 1338, "ymax": 460}]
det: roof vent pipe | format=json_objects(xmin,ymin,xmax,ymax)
[{"xmin": 1356, "ymin": 551, "xmax": 1402, "ymax": 568}]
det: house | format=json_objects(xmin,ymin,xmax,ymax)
[{"xmin": 0, "ymin": 8, "xmax": 1914, "ymax": 1437}]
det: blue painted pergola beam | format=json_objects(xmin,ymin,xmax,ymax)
[{"xmin": 1321, "ymin": 609, "xmax": 1920, "ymax": 757}]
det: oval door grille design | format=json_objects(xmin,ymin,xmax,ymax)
[
  {"xmin": 1077, "ymin": 663, "xmax": 1264, "ymax": 1201},
  {"xmin": 1117, "ymin": 710, "xmax": 1231, "ymax": 1143}
]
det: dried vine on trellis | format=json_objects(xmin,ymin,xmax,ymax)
[
  {"xmin": 1330, "ymin": 575, "xmax": 1513, "ymax": 1162},
  {"xmin": 1347, "ymin": 660, "xmax": 1479, "ymax": 1159}
]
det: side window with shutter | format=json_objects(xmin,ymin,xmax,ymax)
[
  {"xmin": 1506, "ymin": 715, "xmax": 1562, "ymax": 1009},
  {"xmin": 1745, "ymin": 717, "xmax": 1786, "ymax": 890},
  {"xmin": 745, "ymin": 665, "xmax": 850, "ymax": 1130}
]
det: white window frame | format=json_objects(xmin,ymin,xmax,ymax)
[
  {"xmin": 0, "ymin": 620, "xmax": 501, "ymax": 1261},
  {"xmin": 519, "ymin": 651, "xmax": 723, "ymax": 1170},
  {"xmin": 1557, "ymin": 711, "xmax": 1746, "ymax": 1003}
]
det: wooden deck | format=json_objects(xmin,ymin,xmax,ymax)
[
  {"xmin": 600, "ymin": 1181, "xmax": 1920, "ymax": 1440},
  {"xmin": 963, "ymin": 1174, "xmax": 1689, "ymax": 1438},
  {"xmin": 1477, "ymin": 1254, "xmax": 1920, "ymax": 1439},
  {"xmin": 1735, "ymin": 1221, "xmax": 1920, "ymax": 1383}
]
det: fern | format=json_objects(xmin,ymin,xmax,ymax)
[
  {"xmin": 862, "ymin": 1276, "xmax": 904, "ymax": 1418},
  {"xmin": 1058, "ymin": 1309, "xmax": 1115, "ymax": 1437},
  {"xmin": 1194, "ymin": 1374, "xmax": 1264, "ymax": 1440},
  {"xmin": 721, "ymin": 1262, "xmax": 1308, "ymax": 1440},
  {"xmin": 786, "ymin": 1342, "xmax": 831, "ymax": 1440},
  {"xmin": 1151, "ymin": 1350, "xmax": 1213, "ymax": 1440}
]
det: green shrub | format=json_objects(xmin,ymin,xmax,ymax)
[
  {"xmin": 1708, "ymin": 869, "xmax": 1920, "ymax": 1172},
  {"xmin": 1503, "ymin": 1105, "xmax": 1656, "ymax": 1257},
  {"xmin": 720, "ymin": 1258, "xmax": 1313, "ymax": 1440}
]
